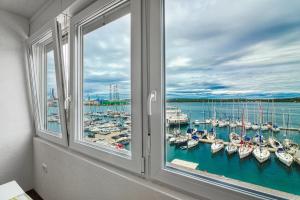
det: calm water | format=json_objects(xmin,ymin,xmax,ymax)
[
  {"xmin": 47, "ymin": 102, "xmax": 300, "ymax": 196},
  {"xmin": 166, "ymin": 102, "xmax": 300, "ymax": 196}
]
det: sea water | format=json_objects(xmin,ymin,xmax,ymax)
[{"xmin": 166, "ymin": 102, "xmax": 300, "ymax": 196}]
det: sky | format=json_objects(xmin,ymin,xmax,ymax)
[
  {"xmin": 73, "ymin": 0, "xmax": 300, "ymax": 100},
  {"xmin": 165, "ymin": 0, "xmax": 300, "ymax": 99},
  {"xmin": 47, "ymin": 50, "xmax": 58, "ymax": 98},
  {"xmin": 83, "ymin": 14, "xmax": 131, "ymax": 100}
]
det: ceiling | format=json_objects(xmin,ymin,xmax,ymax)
[{"xmin": 0, "ymin": 0, "xmax": 51, "ymax": 19}]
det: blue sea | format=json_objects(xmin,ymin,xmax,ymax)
[
  {"xmin": 166, "ymin": 102, "xmax": 300, "ymax": 196},
  {"xmin": 47, "ymin": 102, "xmax": 300, "ymax": 196}
]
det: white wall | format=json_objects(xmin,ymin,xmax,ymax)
[
  {"xmin": 34, "ymin": 138, "xmax": 201, "ymax": 200},
  {"xmin": 0, "ymin": 10, "xmax": 33, "ymax": 191}
]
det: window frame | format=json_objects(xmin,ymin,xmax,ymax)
[
  {"xmin": 147, "ymin": 0, "xmax": 289, "ymax": 199},
  {"xmin": 28, "ymin": 21, "xmax": 68, "ymax": 146},
  {"xmin": 69, "ymin": 0, "xmax": 144, "ymax": 174}
]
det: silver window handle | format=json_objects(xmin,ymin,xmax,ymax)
[{"xmin": 148, "ymin": 90, "xmax": 157, "ymax": 116}]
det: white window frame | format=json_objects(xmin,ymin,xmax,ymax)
[
  {"xmin": 27, "ymin": 21, "xmax": 68, "ymax": 146},
  {"xmin": 147, "ymin": 0, "xmax": 288, "ymax": 199},
  {"xmin": 69, "ymin": 0, "xmax": 144, "ymax": 174}
]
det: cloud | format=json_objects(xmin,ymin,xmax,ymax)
[{"xmin": 164, "ymin": 0, "xmax": 300, "ymax": 99}]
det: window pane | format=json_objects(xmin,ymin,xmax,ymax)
[
  {"xmin": 46, "ymin": 49, "xmax": 62, "ymax": 134},
  {"xmin": 82, "ymin": 14, "xmax": 131, "ymax": 153},
  {"xmin": 165, "ymin": 0, "xmax": 300, "ymax": 198}
]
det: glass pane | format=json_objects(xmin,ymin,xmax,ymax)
[
  {"xmin": 82, "ymin": 14, "xmax": 131, "ymax": 153},
  {"xmin": 46, "ymin": 49, "xmax": 62, "ymax": 134},
  {"xmin": 165, "ymin": 0, "xmax": 300, "ymax": 198}
]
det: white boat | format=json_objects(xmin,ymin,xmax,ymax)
[
  {"xmin": 174, "ymin": 136, "xmax": 188, "ymax": 147},
  {"xmin": 205, "ymin": 119, "xmax": 211, "ymax": 124},
  {"xmin": 236, "ymin": 120, "xmax": 242, "ymax": 127},
  {"xmin": 193, "ymin": 120, "xmax": 201, "ymax": 125},
  {"xmin": 187, "ymin": 139, "xmax": 199, "ymax": 149},
  {"xmin": 283, "ymin": 139, "xmax": 299, "ymax": 155},
  {"xmin": 268, "ymin": 137, "xmax": 282, "ymax": 149},
  {"xmin": 218, "ymin": 120, "xmax": 226, "ymax": 128},
  {"xmin": 229, "ymin": 122, "xmax": 237, "ymax": 128},
  {"xmin": 225, "ymin": 143, "xmax": 237, "ymax": 155},
  {"xmin": 169, "ymin": 137, "xmax": 176, "ymax": 145},
  {"xmin": 166, "ymin": 107, "xmax": 189, "ymax": 126},
  {"xmin": 275, "ymin": 148, "xmax": 293, "ymax": 167},
  {"xmin": 211, "ymin": 139, "xmax": 224, "ymax": 154},
  {"xmin": 271, "ymin": 125, "xmax": 280, "ymax": 132},
  {"xmin": 251, "ymin": 124, "xmax": 259, "ymax": 130},
  {"xmin": 252, "ymin": 133, "xmax": 268, "ymax": 147},
  {"xmin": 294, "ymin": 150, "xmax": 300, "ymax": 165},
  {"xmin": 253, "ymin": 147, "xmax": 270, "ymax": 163},
  {"xmin": 211, "ymin": 120, "xmax": 218, "ymax": 127},
  {"xmin": 229, "ymin": 132, "xmax": 241, "ymax": 144},
  {"xmin": 245, "ymin": 122, "xmax": 252, "ymax": 130},
  {"xmin": 206, "ymin": 128, "xmax": 216, "ymax": 140},
  {"xmin": 261, "ymin": 124, "xmax": 269, "ymax": 131},
  {"xmin": 238, "ymin": 143, "xmax": 253, "ymax": 159}
]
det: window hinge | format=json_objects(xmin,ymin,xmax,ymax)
[
  {"xmin": 141, "ymin": 156, "xmax": 145, "ymax": 174},
  {"xmin": 64, "ymin": 96, "xmax": 71, "ymax": 110},
  {"xmin": 147, "ymin": 134, "xmax": 151, "ymax": 156}
]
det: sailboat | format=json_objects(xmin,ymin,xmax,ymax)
[
  {"xmin": 294, "ymin": 150, "xmax": 300, "ymax": 165},
  {"xmin": 207, "ymin": 127, "xmax": 216, "ymax": 140},
  {"xmin": 268, "ymin": 109, "xmax": 282, "ymax": 149},
  {"xmin": 275, "ymin": 148, "xmax": 293, "ymax": 167},
  {"xmin": 187, "ymin": 139, "xmax": 199, "ymax": 149},
  {"xmin": 229, "ymin": 100, "xmax": 237, "ymax": 128},
  {"xmin": 211, "ymin": 139, "xmax": 224, "ymax": 154},
  {"xmin": 271, "ymin": 100, "xmax": 280, "ymax": 132},
  {"xmin": 226, "ymin": 143, "xmax": 237, "ymax": 155},
  {"xmin": 253, "ymin": 106, "xmax": 270, "ymax": 163},
  {"xmin": 282, "ymin": 113, "xmax": 299, "ymax": 155},
  {"xmin": 238, "ymin": 109, "xmax": 253, "ymax": 159},
  {"xmin": 229, "ymin": 132, "xmax": 241, "ymax": 144}
]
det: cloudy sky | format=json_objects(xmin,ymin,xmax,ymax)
[
  {"xmin": 83, "ymin": 14, "xmax": 131, "ymax": 99},
  {"xmin": 165, "ymin": 0, "xmax": 300, "ymax": 99},
  {"xmin": 75, "ymin": 0, "xmax": 300, "ymax": 100},
  {"xmin": 47, "ymin": 50, "xmax": 58, "ymax": 98}
]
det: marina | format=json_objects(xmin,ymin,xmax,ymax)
[{"xmin": 166, "ymin": 101, "xmax": 300, "ymax": 196}]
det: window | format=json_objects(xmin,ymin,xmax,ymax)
[
  {"xmin": 45, "ymin": 45, "xmax": 61, "ymax": 133},
  {"xmin": 149, "ymin": 0, "xmax": 300, "ymax": 199},
  {"xmin": 29, "ymin": 22, "xmax": 68, "ymax": 146},
  {"xmin": 70, "ymin": 0, "xmax": 143, "ymax": 173}
]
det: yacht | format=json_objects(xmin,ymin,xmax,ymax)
[
  {"xmin": 187, "ymin": 139, "xmax": 199, "ymax": 149},
  {"xmin": 238, "ymin": 143, "xmax": 254, "ymax": 159},
  {"xmin": 225, "ymin": 143, "xmax": 237, "ymax": 155},
  {"xmin": 275, "ymin": 148, "xmax": 293, "ymax": 167},
  {"xmin": 211, "ymin": 139, "xmax": 224, "ymax": 154},
  {"xmin": 166, "ymin": 107, "xmax": 189, "ymax": 126},
  {"xmin": 253, "ymin": 146, "xmax": 270, "ymax": 163},
  {"xmin": 229, "ymin": 132, "xmax": 241, "ymax": 144},
  {"xmin": 283, "ymin": 139, "xmax": 299, "ymax": 155},
  {"xmin": 206, "ymin": 128, "xmax": 216, "ymax": 141},
  {"xmin": 251, "ymin": 123, "xmax": 259, "ymax": 131},
  {"xmin": 294, "ymin": 150, "xmax": 300, "ymax": 165},
  {"xmin": 268, "ymin": 137, "xmax": 282, "ymax": 149}
]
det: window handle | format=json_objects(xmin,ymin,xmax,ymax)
[{"xmin": 148, "ymin": 90, "xmax": 157, "ymax": 116}]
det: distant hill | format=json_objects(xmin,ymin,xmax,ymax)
[{"xmin": 167, "ymin": 97, "xmax": 300, "ymax": 103}]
